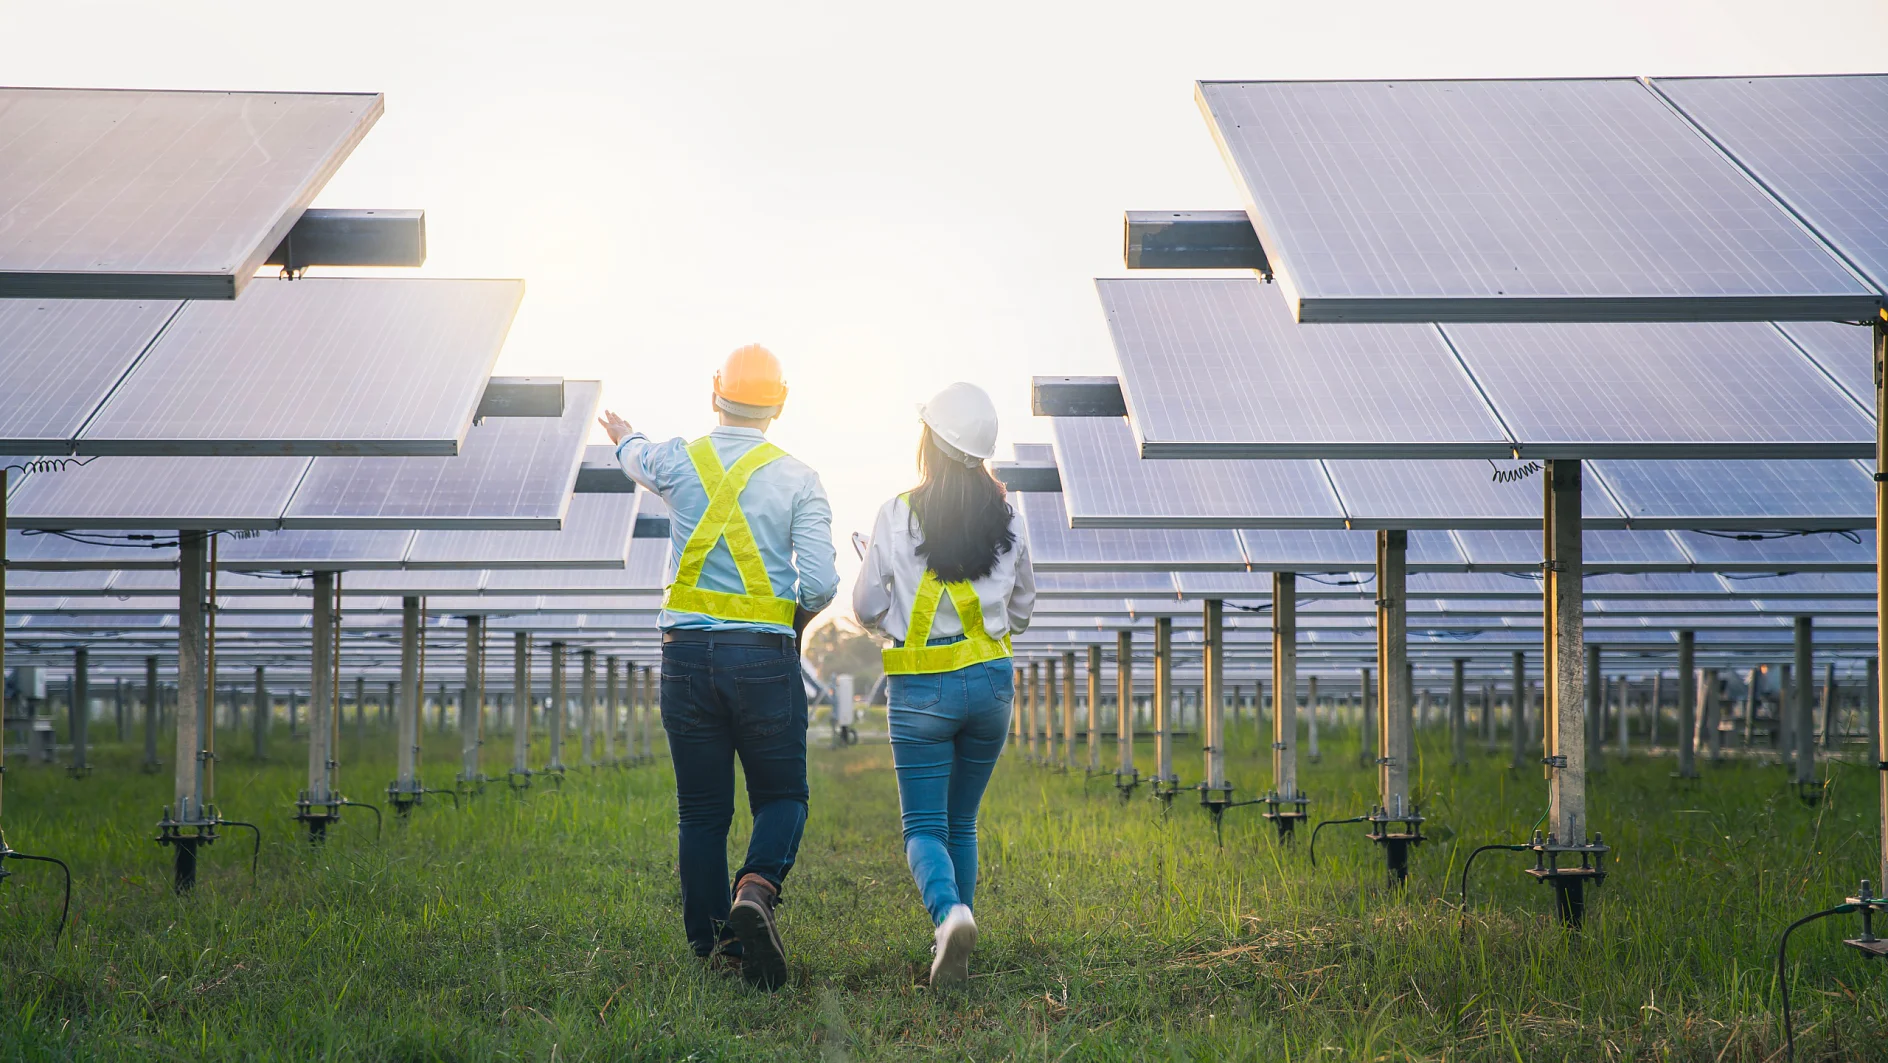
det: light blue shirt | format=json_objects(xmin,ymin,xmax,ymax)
[{"xmin": 616, "ymin": 426, "xmax": 838, "ymax": 634}]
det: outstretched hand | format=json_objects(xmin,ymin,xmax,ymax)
[{"xmin": 598, "ymin": 409, "xmax": 634, "ymax": 444}]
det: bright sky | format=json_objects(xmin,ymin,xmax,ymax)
[{"xmin": 7, "ymin": 0, "xmax": 1887, "ymax": 610}]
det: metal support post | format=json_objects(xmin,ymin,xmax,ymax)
[
  {"xmin": 251, "ymin": 666, "xmax": 267, "ymax": 760},
  {"xmin": 1153, "ymin": 616, "xmax": 1177, "ymax": 804},
  {"xmin": 461, "ymin": 616, "xmax": 484, "ymax": 785},
  {"xmin": 604, "ymin": 656, "xmax": 619, "ymax": 765},
  {"xmin": 1115, "ymin": 632, "xmax": 1137, "ymax": 794},
  {"xmin": 1063, "ymin": 650, "xmax": 1079, "ymax": 771},
  {"xmin": 1199, "ymin": 599, "xmax": 1233, "ymax": 820},
  {"xmin": 1820, "ymin": 662, "xmax": 1838, "ymax": 751},
  {"xmin": 1369, "ymin": 530, "xmax": 1421, "ymax": 883},
  {"xmin": 1676, "ymin": 634, "xmax": 1698, "ymax": 779},
  {"xmin": 1307, "ymin": 675, "xmax": 1321, "ymax": 763},
  {"xmin": 1511, "ymin": 652, "xmax": 1529, "ymax": 771},
  {"xmin": 581, "ymin": 648, "xmax": 597, "ymax": 768},
  {"xmin": 1534, "ymin": 459, "xmax": 1605, "ymax": 924},
  {"xmin": 640, "ymin": 664, "xmax": 654, "ymax": 760},
  {"xmin": 389, "ymin": 596, "xmax": 423, "ymax": 812},
  {"xmin": 1617, "ymin": 674, "xmax": 1630, "ymax": 759},
  {"xmin": 1045, "ymin": 657, "xmax": 1060, "ymax": 768},
  {"xmin": 1586, "ymin": 644, "xmax": 1604, "ymax": 774},
  {"xmin": 68, "ymin": 649, "xmax": 89, "ymax": 777},
  {"xmin": 1450, "ymin": 657, "xmax": 1466, "ymax": 768},
  {"xmin": 1359, "ymin": 666, "xmax": 1376, "ymax": 769},
  {"xmin": 1085, "ymin": 645, "xmax": 1101, "ymax": 775},
  {"xmin": 1266, "ymin": 575, "xmax": 1306, "ymax": 836},
  {"xmin": 509, "ymin": 633, "xmax": 532, "ymax": 786},
  {"xmin": 1702, "ymin": 668, "xmax": 1723, "ymax": 762},
  {"xmin": 1026, "ymin": 661, "xmax": 1040, "ymax": 762},
  {"xmin": 1794, "ymin": 617, "xmax": 1816, "ymax": 793},
  {"xmin": 547, "ymin": 641, "xmax": 568, "ymax": 775},
  {"xmin": 159, "ymin": 533, "xmax": 213, "ymax": 890},
  {"xmin": 142, "ymin": 656, "xmax": 160, "ymax": 773}
]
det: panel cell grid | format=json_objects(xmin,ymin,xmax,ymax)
[
  {"xmin": 1051, "ymin": 415, "xmax": 1341, "ymax": 527},
  {"xmin": 1196, "ymin": 78, "xmax": 1877, "ymax": 321}
]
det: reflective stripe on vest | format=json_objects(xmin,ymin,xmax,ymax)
[
  {"xmin": 662, "ymin": 436, "xmax": 799, "ymax": 626},
  {"xmin": 880, "ymin": 569, "xmax": 1012, "ymax": 675}
]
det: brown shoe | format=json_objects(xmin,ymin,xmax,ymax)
[{"xmin": 727, "ymin": 873, "xmax": 788, "ymax": 990}]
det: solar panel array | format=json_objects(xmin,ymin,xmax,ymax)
[
  {"xmin": 1097, "ymin": 278, "xmax": 1875, "ymax": 460},
  {"xmin": 1195, "ymin": 77, "xmax": 1880, "ymax": 321},
  {"xmin": 0, "ymin": 88, "xmax": 382, "ymax": 299}
]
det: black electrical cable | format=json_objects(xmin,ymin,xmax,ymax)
[
  {"xmin": 1721, "ymin": 571, "xmax": 1791, "ymax": 581},
  {"xmin": 1225, "ymin": 601, "xmax": 1272, "ymax": 613},
  {"xmin": 1308, "ymin": 815, "xmax": 1372, "ymax": 868},
  {"xmin": 1488, "ymin": 459, "xmax": 1542, "ymax": 484},
  {"xmin": 219, "ymin": 821, "xmax": 262, "ymax": 879},
  {"xmin": 1775, "ymin": 904, "xmax": 1854, "ymax": 1062},
  {"xmin": 1691, "ymin": 529, "xmax": 1862, "ymax": 545},
  {"xmin": 5, "ymin": 851, "xmax": 73, "ymax": 939},
  {"xmin": 1, "ymin": 456, "xmax": 98, "ymax": 478},
  {"xmin": 1304, "ymin": 573, "xmax": 1373, "ymax": 587},
  {"xmin": 1459, "ymin": 843, "xmax": 1531, "ymax": 910}
]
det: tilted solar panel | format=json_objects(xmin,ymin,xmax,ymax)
[
  {"xmin": 1051, "ymin": 415, "xmax": 1342, "ymax": 527},
  {"xmin": 1099, "ymin": 278, "xmax": 1513, "ymax": 458},
  {"xmin": 1593, "ymin": 459, "xmax": 1871, "ymax": 529},
  {"xmin": 1653, "ymin": 75, "xmax": 1888, "ymax": 294},
  {"xmin": 0, "ymin": 300, "xmax": 181, "ymax": 452},
  {"xmin": 1195, "ymin": 78, "xmax": 1878, "ymax": 321},
  {"xmin": 1671, "ymin": 529, "xmax": 1874, "ymax": 571},
  {"xmin": 1775, "ymin": 320, "xmax": 1873, "ymax": 409},
  {"xmin": 405, "ymin": 492, "xmax": 639, "ymax": 570},
  {"xmin": 284, "ymin": 380, "xmax": 599, "ymax": 528},
  {"xmin": 78, "ymin": 278, "xmax": 522, "ymax": 456},
  {"xmin": 0, "ymin": 88, "xmax": 382, "ymax": 299},
  {"xmin": 1442, "ymin": 321, "xmax": 1872, "ymax": 457},
  {"xmin": 1013, "ymin": 473, "xmax": 1246, "ymax": 571},
  {"xmin": 216, "ymin": 529, "xmax": 415, "ymax": 571},
  {"xmin": 7, "ymin": 455, "xmax": 310, "ymax": 529}
]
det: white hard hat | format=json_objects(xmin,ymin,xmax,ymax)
[{"xmin": 918, "ymin": 382, "xmax": 999, "ymax": 463}]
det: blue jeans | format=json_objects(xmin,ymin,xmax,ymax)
[
  {"xmin": 887, "ymin": 658, "xmax": 1013, "ymax": 925},
  {"xmin": 661, "ymin": 637, "xmax": 809, "ymax": 957}
]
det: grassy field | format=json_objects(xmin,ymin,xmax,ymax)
[{"xmin": 0, "ymin": 715, "xmax": 1883, "ymax": 1061}]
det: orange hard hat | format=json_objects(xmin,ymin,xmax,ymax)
[{"xmin": 713, "ymin": 344, "xmax": 789, "ymax": 413}]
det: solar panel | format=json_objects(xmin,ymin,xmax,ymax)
[
  {"xmin": 0, "ymin": 88, "xmax": 382, "ymax": 299},
  {"xmin": 283, "ymin": 381, "xmax": 599, "ymax": 528},
  {"xmin": 1587, "ymin": 571, "xmax": 1741, "ymax": 597},
  {"xmin": 1775, "ymin": 320, "xmax": 1874, "ymax": 409},
  {"xmin": 1442, "ymin": 321, "xmax": 1872, "ymax": 457},
  {"xmin": 7, "ymin": 456, "xmax": 310, "ymax": 529},
  {"xmin": 1593, "ymin": 459, "xmax": 1871, "ymax": 529},
  {"xmin": 1013, "ymin": 472, "xmax": 1247, "ymax": 571},
  {"xmin": 1653, "ymin": 75, "xmax": 1888, "ymax": 294},
  {"xmin": 483, "ymin": 549, "xmax": 666, "ymax": 594},
  {"xmin": 1455, "ymin": 529, "xmax": 1692, "ymax": 571},
  {"xmin": 1099, "ymin": 278, "xmax": 1513, "ymax": 458},
  {"xmin": 1050, "ymin": 415, "xmax": 1341, "ymax": 527},
  {"xmin": 1325, "ymin": 460, "xmax": 1628, "ymax": 529},
  {"xmin": 405, "ymin": 493, "xmax": 639, "ymax": 570},
  {"xmin": 78, "ymin": 278, "xmax": 522, "ymax": 456},
  {"xmin": 0, "ymin": 300, "xmax": 181, "ymax": 452},
  {"xmin": 1033, "ymin": 571, "xmax": 1178, "ymax": 598},
  {"xmin": 1231, "ymin": 531, "xmax": 1370, "ymax": 572},
  {"xmin": 1671, "ymin": 529, "xmax": 1874, "ymax": 571},
  {"xmin": 1195, "ymin": 78, "xmax": 1878, "ymax": 322},
  {"xmin": 216, "ymin": 529, "xmax": 415, "ymax": 571},
  {"xmin": 340, "ymin": 570, "xmax": 487, "ymax": 595},
  {"xmin": 1713, "ymin": 571, "xmax": 1875, "ymax": 598}
]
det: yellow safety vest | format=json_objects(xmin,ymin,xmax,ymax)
[
  {"xmin": 879, "ymin": 500, "xmax": 1012, "ymax": 674},
  {"xmin": 662, "ymin": 436, "xmax": 799, "ymax": 627}
]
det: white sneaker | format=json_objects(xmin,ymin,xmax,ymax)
[{"xmin": 930, "ymin": 904, "xmax": 977, "ymax": 989}]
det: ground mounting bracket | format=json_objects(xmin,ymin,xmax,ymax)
[
  {"xmin": 1841, "ymin": 884, "xmax": 1888, "ymax": 958},
  {"xmin": 1259, "ymin": 789, "xmax": 1312, "ymax": 842},
  {"xmin": 1150, "ymin": 774, "xmax": 1183, "ymax": 810},
  {"xmin": 1523, "ymin": 829, "xmax": 1609, "ymax": 926},
  {"xmin": 1367, "ymin": 807, "xmax": 1426, "ymax": 886},
  {"xmin": 1113, "ymin": 767, "xmax": 1141, "ymax": 801},
  {"xmin": 387, "ymin": 783, "xmax": 425, "ymax": 816},
  {"xmin": 155, "ymin": 806, "xmax": 220, "ymax": 893}
]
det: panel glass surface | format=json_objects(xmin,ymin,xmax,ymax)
[
  {"xmin": 1654, "ymin": 76, "xmax": 1888, "ymax": 293},
  {"xmin": 405, "ymin": 493, "xmax": 639, "ymax": 569},
  {"xmin": 1326, "ymin": 460, "xmax": 1626, "ymax": 528},
  {"xmin": 1455, "ymin": 529, "xmax": 1691, "ymax": 569},
  {"xmin": 1443, "ymin": 321, "xmax": 1873, "ymax": 456},
  {"xmin": 1776, "ymin": 321, "xmax": 1873, "ymax": 409},
  {"xmin": 1100, "ymin": 278, "xmax": 1512, "ymax": 457},
  {"xmin": 0, "ymin": 300, "xmax": 180, "ymax": 450},
  {"xmin": 1033, "ymin": 571, "xmax": 1179, "ymax": 598},
  {"xmin": 1593, "ymin": 458, "xmax": 1870, "ymax": 527},
  {"xmin": 80, "ymin": 278, "xmax": 522, "ymax": 455},
  {"xmin": 1051, "ymin": 415, "xmax": 1341, "ymax": 527},
  {"xmin": 4, "ymin": 528, "xmax": 177, "ymax": 569},
  {"xmin": 216, "ymin": 529, "xmax": 415, "ymax": 570},
  {"xmin": 0, "ymin": 89, "xmax": 381, "ymax": 297},
  {"xmin": 7, "ymin": 455, "xmax": 310, "ymax": 529},
  {"xmin": 285, "ymin": 381, "xmax": 598, "ymax": 527},
  {"xmin": 1196, "ymin": 78, "xmax": 1875, "ymax": 320},
  {"xmin": 1014, "ymin": 482, "xmax": 1246, "ymax": 571}
]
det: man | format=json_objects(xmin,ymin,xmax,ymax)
[{"xmin": 600, "ymin": 343, "xmax": 837, "ymax": 990}]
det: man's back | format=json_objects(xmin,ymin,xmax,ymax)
[{"xmin": 616, "ymin": 425, "xmax": 838, "ymax": 633}]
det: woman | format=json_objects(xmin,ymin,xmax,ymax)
[{"xmin": 854, "ymin": 382, "xmax": 1034, "ymax": 989}]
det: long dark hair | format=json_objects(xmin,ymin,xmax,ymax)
[{"xmin": 907, "ymin": 428, "xmax": 1015, "ymax": 583}]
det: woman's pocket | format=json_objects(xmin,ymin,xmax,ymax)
[{"xmin": 887, "ymin": 673, "xmax": 945, "ymax": 711}]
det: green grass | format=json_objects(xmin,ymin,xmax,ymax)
[{"xmin": 0, "ymin": 715, "xmax": 1883, "ymax": 1061}]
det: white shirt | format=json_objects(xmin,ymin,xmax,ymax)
[{"xmin": 853, "ymin": 494, "xmax": 1035, "ymax": 643}]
